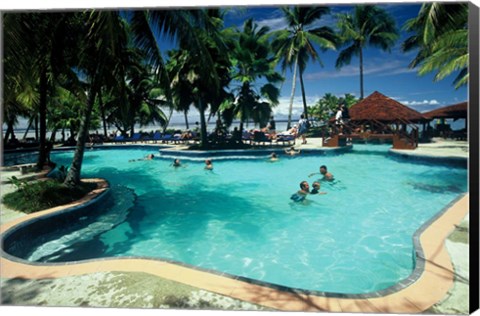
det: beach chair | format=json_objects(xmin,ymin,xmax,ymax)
[
  {"xmin": 127, "ymin": 132, "xmax": 142, "ymax": 143},
  {"xmin": 276, "ymin": 134, "xmax": 296, "ymax": 146},
  {"xmin": 113, "ymin": 135, "xmax": 125, "ymax": 143},
  {"xmin": 242, "ymin": 131, "xmax": 252, "ymax": 144},
  {"xmin": 160, "ymin": 134, "xmax": 173, "ymax": 143},
  {"xmin": 143, "ymin": 131, "xmax": 162, "ymax": 143},
  {"xmin": 252, "ymin": 131, "xmax": 272, "ymax": 146}
]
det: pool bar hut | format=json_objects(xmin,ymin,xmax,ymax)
[
  {"xmin": 323, "ymin": 91, "xmax": 428, "ymax": 150},
  {"xmin": 422, "ymin": 101, "xmax": 468, "ymax": 140}
]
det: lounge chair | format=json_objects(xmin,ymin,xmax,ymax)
[
  {"xmin": 143, "ymin": 131, "xmax": 162, "ymax": 143},
  {"xmin": 242, "ymin": 131, "xmax": 252, "ymax": 144},
  {"xmin": 276, "ymin": 134, "xmax": 296, "ymax": 146},
  {"xmin": 252, "ymin": 131, "xmax": 272, "ymax": 146},
  {"xmin": 127, "ymin": 133, "xmax": 142, "ymax": 143},
  {"xmin": 113, "ymin": 135, "xmax": 125, "ymax": 143}
]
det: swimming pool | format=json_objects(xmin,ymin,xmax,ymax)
[{"xmin": 2, "ymin": 144, "xmax": 468, "ymax": 295}]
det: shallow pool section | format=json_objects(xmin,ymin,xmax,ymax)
[{"xmin": 3, "ymin": 145, "xmax": 468, "ymax": 295}]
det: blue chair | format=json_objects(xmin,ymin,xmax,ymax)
[
  {"xmin": 113, "ymin": 135, "xmax": 125, "ymax": 143},
  {"xmin": 125, "ymin": 132, "xmax": 142, "ymax": 143}
]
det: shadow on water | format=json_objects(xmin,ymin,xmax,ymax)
[{"xmin": 7, "ymin": 163, "xmax": 268, "ymax": 263}]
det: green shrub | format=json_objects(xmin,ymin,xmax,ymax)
[{"xmin": 2, "ymin": 179, "xmax": 97, "ymax": 214}]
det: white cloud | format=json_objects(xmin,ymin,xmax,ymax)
[
  {"xmin": 402, "ymin": 99, "xmax": 440, "ymax": 107},
  {"xmin": 256, "ymin": 17, "xmax": 288, "ymax": 32}
]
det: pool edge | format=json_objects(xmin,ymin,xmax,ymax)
[{"xmin": 0, "ymin": 180, "xmax": 469, "ymax": 313}]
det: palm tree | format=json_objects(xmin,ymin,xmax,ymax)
[
  {"xmin": 335, "ymin": 5, "xmax": 399, "ymax": 99},
  {"xmin": 64, "ymin": 11, "xmax": 130, "ymax": 187},
  {"xmin": 225, "ymin": 19, "xmax": 282, "ymax": 133},
  {"xmin": 272, "ymin": 6, "xmax": 337, "ymax": 129},
  {"xmin": 3, "ymin": 12, "xmax": 78, "ymax": 169},
  {"xmin": 402, "ymin": 3, "xmax": 468, "ymax": 89}
]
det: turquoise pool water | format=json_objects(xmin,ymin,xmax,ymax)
[{"xmin": 13, "ymin": 145, "xmax": 468, "ymax": 294}]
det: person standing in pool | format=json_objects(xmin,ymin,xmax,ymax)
[
  {"xmin": 290, "ymin": 181, "xmax": 310, "ymax": 202},
  {"xmin": 172, "ymin": 159, "xmax": 182, "ymax": 167},
  {"xmin": 308, "ymin": 165, "xmax": 334, "ymax": 181},
  {"xmin": 285, "ymin": 146, "xmax": 301, "ymax": 156},
  {"xmin": 310, "ymin": 181, "xmax": 327, "ymax": 195},
  {"xmin": 204, "ymin": 159, "xmax": 213, "ymax": 170},
  {"xmin": 269, "ymin": 152, "xmax": 279, "ymax": 162}
]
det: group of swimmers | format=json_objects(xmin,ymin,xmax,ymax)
[
  {"xmin": 129, "ymin": 154, "xmax": 213, "ymax": 170},
  {"xmin": 291, "ymin": 165, "xmax": 334, "ymax": 203},
  {"xmin": 172, "ymin": 158, "xmax": 213, "ymax": 170}
]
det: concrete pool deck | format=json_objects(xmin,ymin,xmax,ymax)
[{"xmin": 0, "ymin": 138, "xmax": 471, "ymax": 313}]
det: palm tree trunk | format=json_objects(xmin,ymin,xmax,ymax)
[
  {"xmin": 4, "ymin": 120, "xmax": 14, "ymax": 143},
  {"xmin": 163, "ymin": 107, "xmax": 174, "ymax": 134},
  {"xmin": 287, "ymin": 54, "xmax": 299, "ymax": 130},
  {"xmin": 99, "ymin": 90, "xmax": 108, "ymax": 137},
  {"xmin": 299, "ymin": 70, "xmax": 309, "ymax": 122},
  {"xmin": 50, "ymin": 128, "xmax": 57, "ymax": 142},
  {"xmin": 64, "ymin": 86, "xmax": 97, "ymax": 187},
  {"xmin": 359, "ymin": 47, "xmax": 364, "ymax": 100},
  {"xmin": 23, "ymin": 118, "xmax": 33, "ymax": 140},
  {"xmin": 198, "ymin": 100, "xmax": 208, "ymax": 148},
  {"xmin": 34, "ymin": 117, "xmax": 38, "ymax": 140},
  {"xmin": 36, "ymin": 69, "xmax": 48, "ymax": 170},
  {"xmin": 184, "ymin": 110, "xmax": 189, "ymax": 130}
]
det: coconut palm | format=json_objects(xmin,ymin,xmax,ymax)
[
  {"xmin": 166, "ymin": 38, "xmax": 231, "ymax": 147},
  {"xmin": 64, "ymin": 11, "xmax": 131, "ymax": 186},
  {"xmin": 3, "ymin": 12, "xmax": 79, "ymax": 169},
  {"xmin": 402, "ymin": 3, "xmax": 468, "ymax": 89},
  {"xmin": 272, "ymin": 6, "xmax": 337, "ymax": 129},
  {"xmin": 225, "ymin": 19, "xmax": 282, "ymax": 133},
  {"xmin": 335, "ymin": 5, "xmax": 399, "ymax": 99}
]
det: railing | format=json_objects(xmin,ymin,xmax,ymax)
[{"xmin": 320, "ymin": 118, "xmax": 419, "ymax": 149}]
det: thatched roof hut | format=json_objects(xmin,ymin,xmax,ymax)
[
  {"xmin": 349, "ymin": 91, "xmax": 427, "ymax": 123},
  {"xmin": 422, "ymin": 101, "xmax": 467, "ymax": 120}
]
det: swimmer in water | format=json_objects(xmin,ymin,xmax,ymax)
[
  {"xmin": 285, "ymin": 146, "xmax": 301, "ymax": 156},
  {"xmin": 310, "ymin": 181, "xmax": 327, "ymax": 195},
  {"xmin": 269, "ymin": 152, "xmax": 279, "ymax": 162},
  {"xmin": 308, "ymin": 165, "xmax": 334, "ymax": 181},
  {"xmin": 129, "ymin": 153, "xmax": 155, "ymax": 162},
  {"xmin": 172, "ymin": 159, "xmax": 182, "ymax": 167},
  {"xmin": 290, "ymin": 181, "xmax": 310, "ymax": 202},
  {"xmin": 204, "ymin": 159, "xmax": 213, "ymax": 170}
]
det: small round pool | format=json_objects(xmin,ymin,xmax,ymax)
[{"xmin": 2, "ymin": 144, "xmax": 468, "ymax": 295}]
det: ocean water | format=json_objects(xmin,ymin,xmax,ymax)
[{"xmin": 9, "ymin": 145, "xmax": 468, "ymax": 294}]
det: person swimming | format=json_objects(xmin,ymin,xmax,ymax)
[
  {"xmin": 204, "ymin": 159, "xmax": 213, "ymax": 170},
  {"xmin": 290, "ymin": 181, "xmax": 310, "ymax": 202},
  {"xmin": 172, "ymin": 159, "xmax": 182, "ymax": 167},
  {"xmin": 285, "ymin": 146, "xmax": 301, "ymax": 156},
  {"xmin": 269, "ymin": 152, "xmax": 279, "ymax": 162},
  {"xmin": 310, "ymin": 181, "xmax": 327, "ymax": 195},
  {"xmin": 308, "ymin": 165, "xmax": 334, "ymax": 181},
  {"xmin": 129, "ymin": 153, "xmax": 155, "ymax": 162}
]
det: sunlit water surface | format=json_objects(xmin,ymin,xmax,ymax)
[{"xmin": 12, "ymin": 145, "xmax": 468, "ymax": 294}]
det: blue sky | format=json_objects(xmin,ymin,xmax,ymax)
[{"xmin": 217, "ymin": 4, "xmax": 467, "ymax": 120}]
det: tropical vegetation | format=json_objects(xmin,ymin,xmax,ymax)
[
  {"xmin": 335, "ymin": 5, "xmax": 399, "ymax": 99},
  {"xmin": 272, "ymin": 6, "xmax": 337, "ymax": 128},
  {"xmin": 308, "ymin": 93, "xmax": 358, "ymax": 122},
  {"xmin": 402, "ymin": 2, "xmax": 468, "ymax": 89},
  {"xmin": 2, "ymin": 4, "xmax": 468, "ymax": 189}
]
